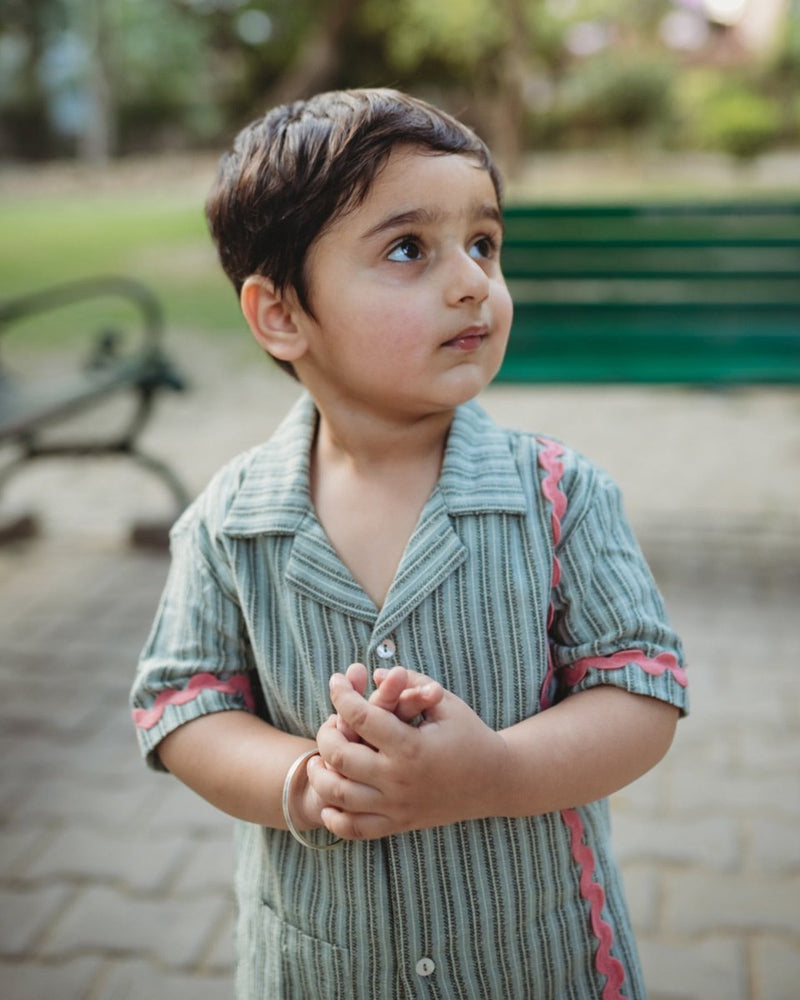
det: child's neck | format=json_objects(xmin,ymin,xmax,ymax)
[
  {"xmin": 316, "ymin": 401, "xmax": 454, "ymax": 469},
  {"xmin": 310, "ymin": 408, "xmax": 453, "ymax": 609}
]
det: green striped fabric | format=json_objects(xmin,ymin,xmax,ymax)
[{"xmin": 132, "ymin": 393, "xmax": 687, "ymax": 999}]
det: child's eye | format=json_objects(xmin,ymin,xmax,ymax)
[
  {"xmin": 469, "ymin": 234, "xmax": 500, "ymax": 260},
  {"xmin": 387, "ymin": 237, "xmax": 424, "ymax": 262}
]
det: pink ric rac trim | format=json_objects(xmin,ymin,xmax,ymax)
[
  {"xmin": 132, "ymin": 673, "xmax": 255, "ymax": 730},
  {"xmin": 536, "ymin": 437, "xmax": 567, "ymax": 589},
  {"xmin": 535, "ymin": 436, "xmax": 628, "ymax": 998},
  {"xmin": 562, "ymin": 808, "xmax": 628, "ymax": 1000},
  {"xmin": 536, "ymin": 436, "xmax": 566, "ymax": 711},
  {"xmin": 564, "ymin": 650, "xmax": 689, "ymax": 690}
]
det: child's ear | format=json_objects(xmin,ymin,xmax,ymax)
[{"xmin": 240, "ymin": 276, "xmax": 308, "ymax": 364}]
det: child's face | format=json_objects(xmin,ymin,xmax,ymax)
[{"xmin": 290, "ymin": 146, "xmax": 513, "ymax": 423}]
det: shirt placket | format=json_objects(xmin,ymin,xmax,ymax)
[{"xmin": 364, "ymin": 625, "xmax": 445, "ymax": 997}]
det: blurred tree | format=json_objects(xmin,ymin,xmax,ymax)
[
  {"xmin": 264, "ymin": 0, "xmax": 362, "ymax": 106},
  {"xmin": 0, "ymin": 0, "xmax": 61, "ymax": 158},
  {"xmin": 78, "ymin": 0, "xmax": 113, "ymax": 162},
  {"xmin": 0, "ymin": 0, "xmax": 214, "ymax": 159},
  {"xmin": 355, "ymin": 0, "xmax": 543, "ymax": 172},
  {"xmin": 112, "ymin": 0, "xmax": 215, "ymax": 153},
  {"xmin": 0, "ymin": 0, "xmax": 795, "ymax": 163},
  {"xmin": 354, "ymin": 0, "xmax": 676, "ymax": 172}
]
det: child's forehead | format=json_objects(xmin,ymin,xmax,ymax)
[
  {"xmin": 350, "ymin": 147, "xmax": 500, "ymax": 225},
  {"xmin": 373, "ymin": 144, "xmax": 492, "ymax": 186}
]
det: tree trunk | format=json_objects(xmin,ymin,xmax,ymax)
[
  {"xmin": 77, "ymin": 0, "xmax": 115, "ymax": 164},
  {"xmin": 494, "ymin": 0, "xmax": 535, "ymax": 180},
  {"xmin": 267, "ymin": 0, "xmax": 362, "ymax": 106}
]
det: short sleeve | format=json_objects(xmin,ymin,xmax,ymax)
[
  {"xmin": 130, "ymin": 508, "xmax": 257, "ymax": 771},
  {"xmin": 547, "ymin": 457, "xmax": 689, "ymax": 715}
]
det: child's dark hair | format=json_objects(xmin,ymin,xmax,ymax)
[{"xmin": 205, "ymin": 88, "xmax": 502, "ymax": 377}]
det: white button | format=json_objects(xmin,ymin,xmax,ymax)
[
  {"xmin": 415, "ymin": 957, "xmax": 435, "ymax": 977},
  {"xmin": 376, "ymin": 638, "xmax": 396, "ymax": 660}
]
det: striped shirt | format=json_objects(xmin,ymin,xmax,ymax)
[{"xmin": 131, "ymin": 393, "xmax": 688, "ymax": 999}]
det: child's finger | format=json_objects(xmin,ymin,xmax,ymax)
[
  {"xmin": 374, "ymin": 666, "xmax": 440, "ymax": 691},
  {"xmin": 368, "ymin": 665, "xmax": 408, "ymax": 712},
  {"xmin": 328, "ymin": 673, "xmax": 409, "ymax": 753},
  {"xmin": 307, "ymin": 752, "xmax": 383, "ymax": 815},
  {"xmin": 336, "ymin": 663, "xmax": 369, "ymax": 742},
  {"xmin": 315, "ymin": 711, "xmax": 386, "ymax": 787},
  {"xmin": 345, "ymin": 662, "xmax": 368, "ymax": 695},
  {"xmin": 319, "ymin": 806, "xmax": 392, "ymax": 842},
  {"xmin": 373, "ymin": 667, "xmax": 445, "ymax": 724},
  {"xmin": 395, "ymin": 681, "xmax": 444, "ymax": 723}
]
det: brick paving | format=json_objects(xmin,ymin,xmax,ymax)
[{"xmin": 1, "ymin": 342, "xmax": 798, "ymax": 999}]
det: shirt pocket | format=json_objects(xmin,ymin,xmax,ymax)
[{"xmin": 256, "ymin": 900, "xmax": 351, "ymax": 1000}]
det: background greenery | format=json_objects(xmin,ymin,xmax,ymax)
[
  {"xmin": 2, "ymin": 0, "xmax": 799, "ymax": 343},
  {"xmin": 3, "ymin": 148, "xmax": 798, "ymax": 348},
  {"xmin": 0, "ymin": 182, "xmax": 239, "ymax": 343},
  {"xmin": 2, "ymin": 0, "xmax": 800, "ymax": 171}
]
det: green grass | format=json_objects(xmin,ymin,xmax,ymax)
[
  {"xmin": 2, "ymin": 150, "xmax": 797, "ymax": 350},
  {"xmin": 0, "ymin": 186, "xmax": 242, "ymax": 347}
]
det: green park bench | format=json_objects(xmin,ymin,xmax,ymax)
[
  {"xmin": 497, "ymin": 201, "xmax": 800, "ymax": 384},
  {"xmin": 0, "ymin": 276, "xmax": 190, "ymax": 546}
]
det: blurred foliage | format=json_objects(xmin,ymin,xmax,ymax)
[
  {"xmin": 359, "ymin": 0, "xmax": 508, "ymax": 72},
  {"xmin": 552, "ymin": 51, "xmax": 676, "ymax": 144},
  {"xmin": 0, "ymin": 0, "xmax": 798, "ymax": 167},
  {"xmin": 674, "ymin": 70, "xmax": 783, "ymax": 159}
]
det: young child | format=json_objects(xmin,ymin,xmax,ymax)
[{"xmin": 131, "ymin": 88, "xmax": 688, "ymax": 999}]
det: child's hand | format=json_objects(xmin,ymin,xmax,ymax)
[
  {"xmin": 309, "ymin": 671, "xmax": 508, "ymax": 840},
  {"xmin": 371, "ymin": 665, "xmax": 444, "ymax": 722},
  {"xmin": 335, "ymin": 663, "xmax": 443, "ymax": 743},
  {"xmin": 285, "ymin": 662, "xmax": 430, "ymax": 829}
]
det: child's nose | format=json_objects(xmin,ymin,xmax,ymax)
[{"xmin": 444, "ymin": 249, "xmax": 490, "ymax": 305}]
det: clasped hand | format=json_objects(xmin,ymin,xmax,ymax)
[{"xmin": 303, "ymin": 664, "xmax": 508, "ymax": 840}]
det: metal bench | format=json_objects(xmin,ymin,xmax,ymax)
[
  {"xmin": 497, "ymin": 202, "xmax": 800, "ymax": 384},
  {"xmin": 0, "ymin": 276, "xmax": 190, "ymax": 546}
]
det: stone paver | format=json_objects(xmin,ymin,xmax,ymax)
[
  {"xmin": 1, "ymin": 344, "xmax": 798, "ymax": 998},
  {"xmin": 637, "ymin": 937, "xmax": 747, "ymax": 1000},
  {"xmin": 664, "ymin": 873, "xmax": 800, "ymax": 938},
  {"xmin": 0, "ymin": 957, "xmax": 102, "ymax": 1000},
  {"xmin": 22, "ymin": 828, "xmax": 188, "ymax": 893},
  {"xmin": 753, "ymin": 939, "xmax": 800, "ymax": 1000},
  {"xmin": 0, "ymin": 886, "xmax": 75, "ymax": 956},
  {"xmin": 94, "ymin": 958, "xmax": 232, "ymax": 1000},
  {"xmin": 613, "ymin": 815, "xmax": 741, "ymax": 871},
  {"xmin": 41, "ymin": 886, "xmax": 230, "ymax": 968}
]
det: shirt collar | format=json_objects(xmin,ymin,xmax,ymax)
[
  {"xmin": 222, "ymin": 393, "xmax": 527, "ymax": 538},
  {"xmin": 222, "ymin": 392, "xmax": 316, "ymax": 537},
  {"xmin": 438, "ymin": 399, "xmax": 528, "ymax": 515}
]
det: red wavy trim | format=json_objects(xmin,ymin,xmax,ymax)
[
  {"xmin": 132, "ymin": 673, "xmax": 255, "ymax": 730},
  {"xmin": 536, "ymin": 436, "xmax": 567, "ymax": 588},
  {"xmin": 536, "ymin": 437, "xmax": 566, "ymax": 710},
  {"xmin": 562, "ymin": 808, "xmax": 628, "ymax": 999},
  {"xmin": 564, "ymin": 649, "xmax": 688, "ymax": 689},
  {"xmin": 536, "ymin": 436, "xmax": 628, "ymax": 996}
]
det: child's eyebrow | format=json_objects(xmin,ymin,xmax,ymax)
[{"xmin": 361, "ymin": 202, "xmax": 503, "ymax": 241}]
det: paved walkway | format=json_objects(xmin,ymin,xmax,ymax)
[{"xmin": 1, "ymin": 339, "xmax": 798, "ymax": 999}]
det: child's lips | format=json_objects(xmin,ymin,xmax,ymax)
[{"xmin": 443, "ymin": 325, "xmax": 488, "ymax": 351}]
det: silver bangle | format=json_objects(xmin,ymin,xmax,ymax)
[{"xmin": 281, "ymin": 749, "xmax": 343, "ymax": 851}]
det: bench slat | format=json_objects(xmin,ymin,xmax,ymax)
[
  {"xmin": 499, "ymin": 301, "xmax": 800, "ymax": 384},
  {"xmin": 498, "ymin": 202, "xmax": 800, "ymax": 384},
  {"xmin": 0, "ymin": 364, "xmax": 151, "ymax": 440}
]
